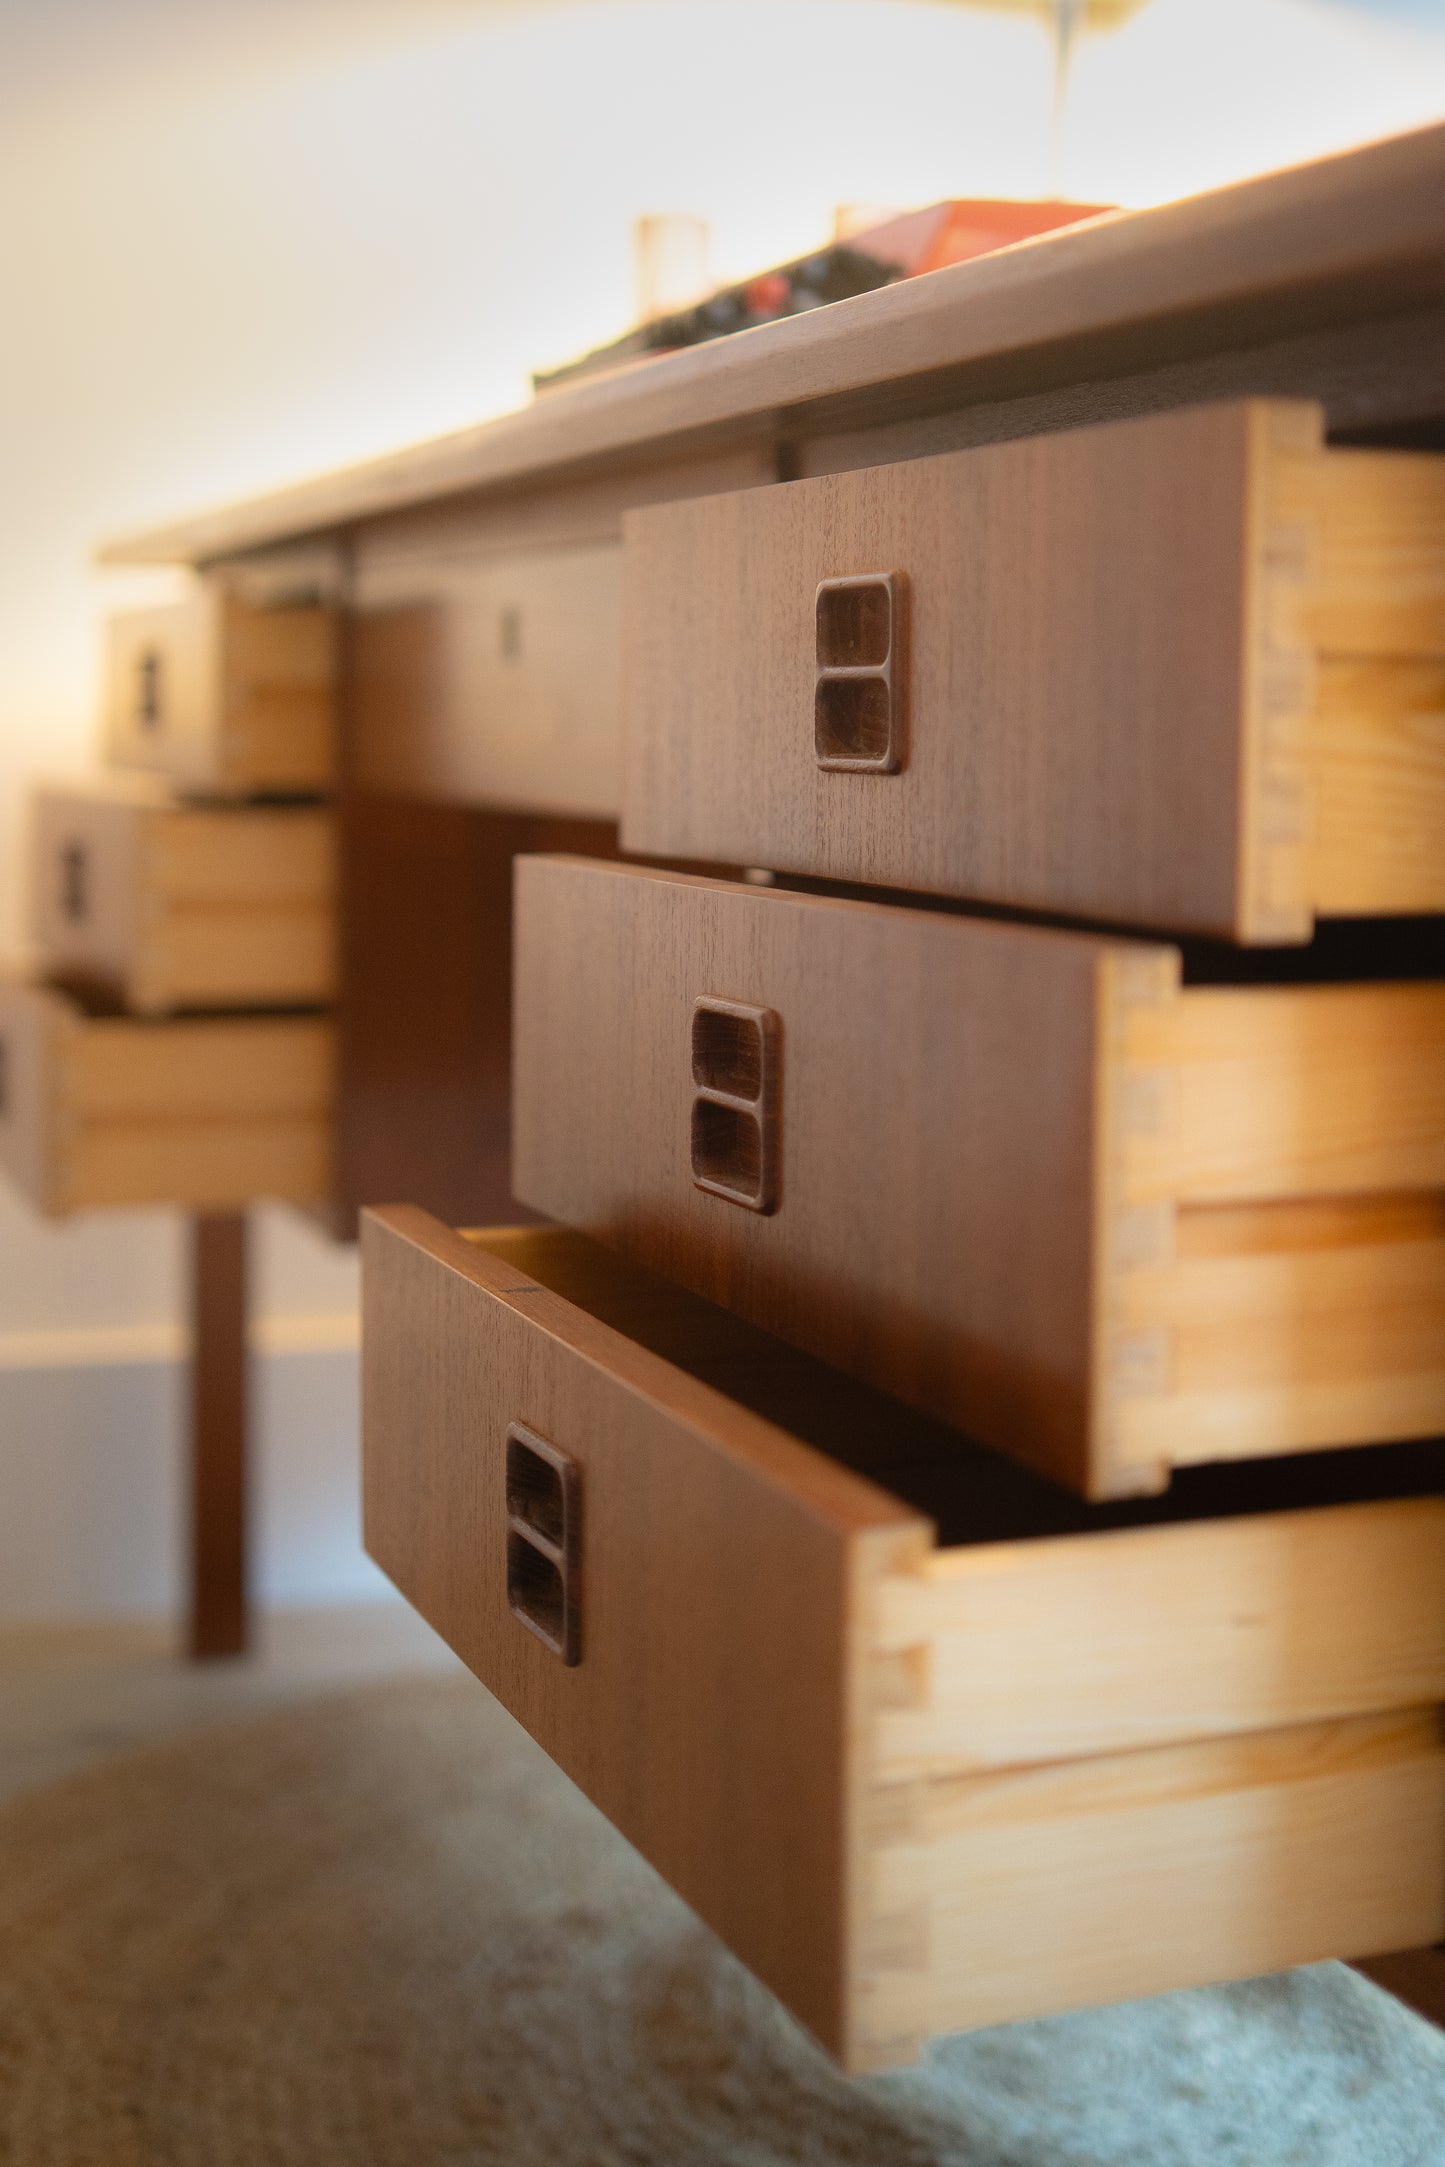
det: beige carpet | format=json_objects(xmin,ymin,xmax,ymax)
[{"xmin": 1, "ymin": 1673, "xmax": 1443, "ymax": 2167}]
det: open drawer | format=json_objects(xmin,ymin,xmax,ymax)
[
  {"xmin": 362, "ymin": 1208, "xmax": 1445, "ymax": 2071},
  {"xmin": 514, "ymin": 856, "xmax": 1445, "ymax": 1498},
  {"xmin": 30, "ymin": 778, "xmax": 335, "ymax": 1015},
  {"xmin": 0, "ymin": 977, "xmax": 334, "ymax": 1215},
  {"xmin": 621, "ymin": 398, "xmax": 1445, "ymax": 941},
  {"xmin": 104, "ymin": 585, "xmax": 336, "ymax": 796}
]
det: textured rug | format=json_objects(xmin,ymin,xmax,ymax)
[{"xmin": 1, "ymin": 1672, "xmax": 1443, "ymax": 2166}]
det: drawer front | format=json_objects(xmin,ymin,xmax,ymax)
[
  {"xmin": 352, "ymin": 542, "xmax": 622, "ymax": 815},
  {"xmin": 31, "ymin": 785, "xmax": 335, "ymax": 1014},
  {"xmin": 104, "ymin": 590, "xmax": 335, "ymax": 794},
  {"xmin": 622, "ymin": 399, "xmax": 1445, "ymax": 942},
  {"xmin": 512, "ymin": 856, "xmax": 1445, "ymax": 1497},
  {"xmin": 361, "ymin": 1208, "xmax": 909, "ymax": 2063},
  {"xmin": 0, "ymin": 979, "xmax": 334, "ymax": 1215},
  {"xmin": 361, "ymin": 1210, "xmax": 1445, "ymax": 2070}
]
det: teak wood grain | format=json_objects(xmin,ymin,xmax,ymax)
[
  {"xmin": 511, "ymin": 858, "xmax": 1445, "ymax": 1497},
  {"xmin": 105, "ymin": 587, "xmax": 336, "ymax": 795},
  {"xmin": 30, "ymin": 779, "xmax": 335, "ymax": 1015},
  {"xmin": 361, "ymin": 1210, "xmax": 1445, "ymax": 2069},
  {"xmin": 621, "ymin": 399, "xmax": 1445, "ymax": 941},
  {"xmin": 0, "ymin": 978, "xmax": 334, "ymax": 1215}
]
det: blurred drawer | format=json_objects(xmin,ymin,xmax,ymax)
[
  {"xmin": 513, "ymin": 856, "xmax": 1445, "ymax": 1499},
  {"xmin": 362, "ymin": 1208, "xmax": 1445, "ymax": 2071},
  {"xmin": 104, "ymin": 586, "xmax": 336, "ymax": 795},
  {"xmin": 31, "ymin": 779, "xmax": 335, "ymax": 1015},
  {"xmin": 0, "ymin": 978, "xmax": 334, "ymax": 1215},
  {"xmin": 621, "ymin": 399, "xmax": 1445, "ymax": 942},
  {"xmin": 352, "ymin": 541, "xmax": 622, "ymax": 814}
]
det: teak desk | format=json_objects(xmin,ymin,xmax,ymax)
[{"xmin": 101, "ymin": 123, "xmax": 1445, "ymax": 2062}]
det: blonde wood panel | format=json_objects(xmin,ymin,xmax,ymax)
[
  {"xmin": 99, "ymin": 121, "xmax": 1445, "ymax": 566},
  {"xmin": 0, "ymin": 978, "xmax": 333, "ymax": 1216},
  {"xmin": 1102, "ymin": 983, "xmax": 1445, "ymax": 1489},
  {"xmin": 361, "ymin": 1212, "xmax": 1445, "ymax": 2069},
  {"xmin": 1119, "ymin": 1198, "xmax": 1445, "ymax": 1471},
  {"xmin": 1119, "ymin": 983, "xmax": 1445, "ymax": 1205},
  {"xmin": 622, "ymin": 400, "xmax": 1445, "ymax": 941},
  {"xmin": 104, "ymin": 588, "xmax": 336, "ymax": 795},
  {"xmin": 858, "ymin": 1712, "xmax": 1445, "ymax": 2059},
  {"xmin": 1301, "ymin": 446, "xmax": 1445, "ymax": 656},
  {"xmin": 31, "ymin": 781, "xmax": 335, "ymax": 1014},
  {"xmin": 512, "ymin": 859, "xmax": 1445, "ymax": 1496},
  {"xmin": 1308, "ymin": 659, "xmax": 1445, "ymax": 915},
  {"xmin": 871, "ymin": 1500, "xmax": 1445, "ymax": 1775}
]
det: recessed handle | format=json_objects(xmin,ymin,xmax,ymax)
[
  {"xmin": 58, "ymin": 840, "xmax": 89, "ymax": 925},
  {"xmin": 136, "ymin": 648, "xmax": 163, "ymax": 732},
  {"xmin": 690, "ymin": 996, "xmax": 781, "ymax": 1213},
  {"xmin": 814, "ymin": 572, "xmax": 907, "ymax": 773},
  {"xmin": 505, "ymin": 1422, "xmax": 581, "ymax": 1664}
]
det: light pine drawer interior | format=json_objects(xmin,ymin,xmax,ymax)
[
  {"xmin": 513, "ymin": 855, "xmax": 1445, "ymax": 1498},
  {"xmin": 31, "ymin": 779, "xmax": 336, "ymax": 1015},
  {"xmin": 621, "ymin": 397, "xmax": 1445, "ymax": 941},
  {"xmin": 0, "ymin": 977, "xmax": 334, "ymax": 1215},
  {"xmin": 361, "ymin": 1208, "xmax": 1445, "ymax": 2071},
  {"xmin": 104, "ymin": 585, "xmax": 336, "ymax": 795}
]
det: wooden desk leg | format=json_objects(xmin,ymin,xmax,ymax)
[{"xmin": 188, "ymin": 1211, "xmax": 249, "ymax": 1659}]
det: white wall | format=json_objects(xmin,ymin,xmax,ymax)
[
  {"xmin": 0, "ymin": 1339, "xmax": 379, "ymax": 1618},
  {"xmin": 2, "ymin": 0, "xmax": 1443, "ymax": 1622}
]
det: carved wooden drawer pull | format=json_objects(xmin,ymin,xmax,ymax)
[
  {"xmin": 136, "ymin": 647, "xmax": 164, "ymax": 733},
  {"xmin": 690, "ymin": 996, "xmax": 781, "ymax": 1213},
  {"xmin": 58, "ymin": 839, "xmax": 89, "ymax": 924},
  {"xmin": 505, "ymin": 1423, "xmax": 582, "ymax": 1664},
  {"xmin": 814, "ymin": 571, "xmax": 907, "ymax": 773}
]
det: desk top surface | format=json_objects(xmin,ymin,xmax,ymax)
[{"xmin": 102, "ymin": 120, "xmax": 1445, "ymax": 570}]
